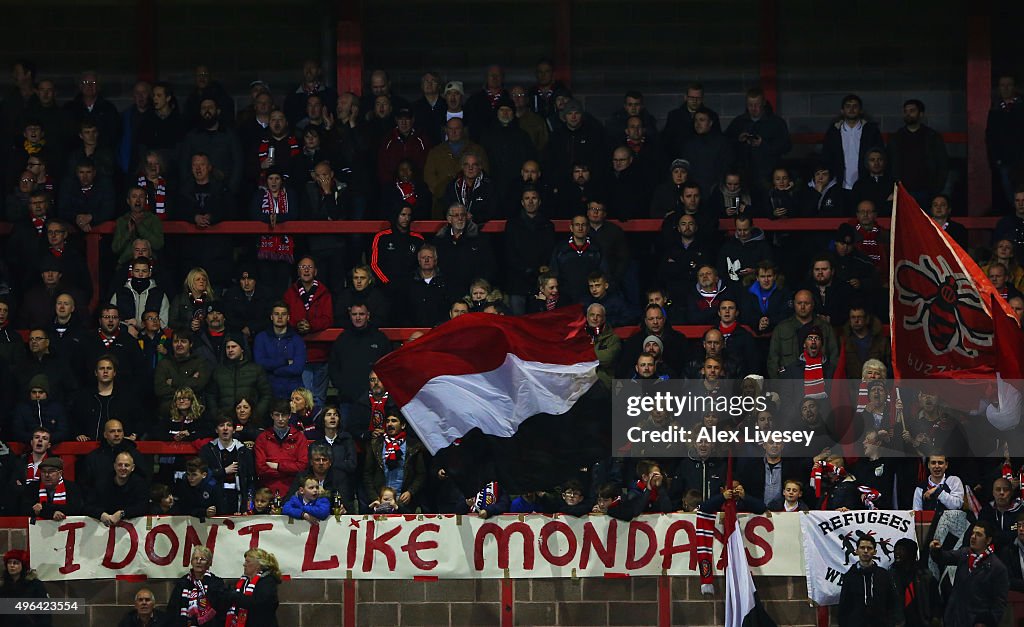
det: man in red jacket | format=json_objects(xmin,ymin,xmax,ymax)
[
  {"xmin": 254, "ymin": 399, "xmax": 309, "ymax": 498},
  {"xmin": 282, "ymin": 256, "xmax": 333, "ymax": 407}
]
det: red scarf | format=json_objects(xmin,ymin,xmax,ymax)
[
  {"xmin": 383, "ymin": 431, "xmax": 406, "ymax": 468},
  {"xmin": 719, "ymin": 321, "xmax": 737, "ymax": 339},
  {"xmin": 395, "ymin": 181, "xmax": 417, "ymax": 207},
  {"xmin": 569, "ymin": 236, "xmax": 591, "ymax": 254},
  {"xmin": 368, "ymin": 392, "xmax": 388, "ymax": 433},
  {"xmin": 855, "ymin": 224, "xmax": 883, "ymax": 269},
  {"xmin": 225, "ymin": 573, "xmax": 261, "ymax": 627},
  {"xmin": 26, "ymin": 454, "xmax": 47, "ymax": 481},
  {"xmin": 635, "ymin": 479, "xmax": 659, "ymax": 504},
  {"xmin": 257, "ymin": 188, "xmax": 295, "ymax": 263},
  {"xmin": 99, "ymin": 328, "xmax": 120, "ymax": 348},
  {"xmin": 968, "ymin": 544, "xmax": 995, "ymax": 572},
  {"xmin": 696, "ymin": 511, "xmax": 716, "ymax": 587},
  {"xmin": 31, "ymin": 216, "xmax": 46, "ymax": 234},
  {"xmin": 626, "ymin": 137, "xmax": 645, "ymax": 153},
  {"xmin": 138, "ymin": 175, "xmax": 167, "ymax": 217},
  {"xmin": 39, "ymin": 480, "xmax": 66, "ymax": 504},
  {"xmin": 181, "ymin": 572, "xmax": 217, "ymax": 624},
  {"xmin": 811, "ymin": 460, "xmax": 847, "ymax": 499},
  {"xmin": 296, "ymin": 280, "xmax": 319, "ymax": 311},
  {"xmin": 803, "ymin": 352, "xmax": 825, "ymax": 398},
  {"xmin": 50, "ymin": 246, "xmax": 64, "ymax": 258},
  {"xmin": 545, "ymin": 295, "xmax": 558, "ymax": 311}
]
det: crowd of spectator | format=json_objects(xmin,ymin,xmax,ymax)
[{"xmin": 0, "ymin": 56, "xmax": 1022, "ymax": 555}]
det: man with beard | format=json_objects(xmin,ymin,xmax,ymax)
[
  {"xmin": 553, "ymin": 162, "xmax": 600, "ymax": 220},
  {"xmin": 178, "ymin": 97, "xmax": 243, "ymax": 194},
  {"xmin": 887, "ymin": 99, "xmax": 948, "ymax": 206},
  {"xmin": 801, "ymin": 254, "xmax": 854, "ymax": 327},
  {"xmin": 77, "ymin": 305, "xmax": 144, "ymax": 389},
  {"xmin": 685, "ymin": 265, "xmax": 731, "ymax": 326},
  {"xmin": 249, "ymin": 110, "xmax": 299, "ymax": 187},
  {"xmin": 370, "ymin": 204, "xmax": 424, "ymax": 285},
  {"xmin": 364, "ymin": 411, "xmax": 426, "ymax": 514},
  {"xmin": 617, "ymin": 303, "xmax": 688, "ymax": 378}
]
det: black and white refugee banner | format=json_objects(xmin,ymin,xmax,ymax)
[{"xmin": 800, "ymin": 510, "xmax": 916, "ymax": 605}]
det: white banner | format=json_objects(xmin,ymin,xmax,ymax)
[
  {"xmin": 800, "ymin": 510, "xmax": 916, "ymax": 606},
  {"xmin": 29, "ymin": 513, "xmax": 802, "ymax": 580}
]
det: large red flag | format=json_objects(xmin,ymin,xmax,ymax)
[{"xmin": 890, "ymin": 184, "xmax": 1015, "ymax": 383}]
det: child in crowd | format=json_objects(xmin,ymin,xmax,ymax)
[
  {"xmin": 172, "ymin": 457, "xmax": 220, "ymax": 521},
  {"xmin": 767, "ymin": 479, "xmax": 809, "ymax": 512},
  {"xmin": 510, "ymin": 491, "xmax": 543, "ymax": 513},
  {"xmin": 679, "ymin": 488, "xmax": 702, "ymax": 512},
  {"xmin": 373, "ymin": 487, "xmax": 399, "ymax": 513},
  {"xmin": 283, "ymin": 474, "xmax": 331, "ymax": 522},
  {"xmin": 149, "ymin": 483, "xmax": 174, "ymax": 515},
  {"xmin": 250, "ymin": 487, "xmax": 273, "ymax": 515},
  {"xmin": 591, "ymin": 483, "xmax": 622, "ymax": 514}
]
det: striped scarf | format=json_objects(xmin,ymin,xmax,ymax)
[
  {"xmin": 180, "ymin": 573, "xmax": 217, "ymax": 624},
  {"xmin": 696, "ymin": 511, "xmax": 716, "ymax": 587},
  {"xmin": 811, "ymin": 461, "xmax": 847, "ymax": 499},
  {"xmin": 296, "ymin": 280, "xmax": 319, "ymax": 311},
  {"xmin": 368, "ymin": 392, "xmax": 388, "ymax": 433},
  {"xmin": 257, "ymin": 188, "xmax": 294, "ymax": 263},
  {"xmin": 859, "ymin": 486, "xmax": 881, "ymax": 509},
  {"xmin": 224, "ymin": 573, "xmax": 261, "ymax": 627},
  {"xmin": 568, "ymin": 236, "xmax": 590, "ymax": 255},
  {"xmin": 803, "ymin": 352, "xmax": 825, "ymax": 399},
  {"xmin": 855, "ymin": 224, "xmax": 883, "ymax": 269},
  {"xmin": 39, "ymin": 480, "xmax": 66, "ymax": 504},
  {"xmin": 383, "ymin": 431, "xmax": 405, "ymax": 469},
  {"xmin": 138, "ymin": 175, "xmax": 167, "ymax": 216},
  {"xmin": 396, "ymin": 181, "xmax": 418, "ymax": 206},
  {"xmin": 968, "ymin": 544, "xmax": 995, "ymax": 573},
  {"xmin": 26, "ymin": 455, "xmax": 47, "ymax": 481}
]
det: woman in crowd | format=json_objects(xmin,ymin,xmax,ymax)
[
  {"xmin": 223, "ymin": 548, "xmax": 281, "ymax": 627},
  {"xmin": 0, "ymin": 550, "xmax": 51, "ymax": 627},
  {"xmin": 167, "ymin": 546, "xmax": 225, "ymax": 627},
  {"xmin": 170, "ymin": 267, "xmax": 217, "ymax": 331}
]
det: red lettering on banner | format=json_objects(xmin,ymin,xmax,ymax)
[
  {"xmin": 539, "ymin": 521, "xmax": 577, "ymax": 567},
  {"xmin": 401, "ymin": 523, "xmax": 439, "ymax": 570},
  {"xmin": 743, "ymin": 516, "xmax": 774, "ymax": 567},
  {"xmin": 660, "ymin": 519, "xmax": 696, "ymax": 570},
  {"xmin": 145, "ymin": 524, "xmax": 179, "ymax": 566},
  {"xmin": 181, "ymin": 524, "xmax": 220, "ymax": 567},
  {"xmin": 237, "ymin": 523, "xmax": 274, "ymax": 551},
  {"xmin": 625, "ymin": 521, "xmax": 657, "ymax": 569},
  {"xmin": 362, "ymin": 520, "xmax": 401, "ymax": 572},
  {"xmin": 58, "ymin": 521, "xmax": 86, "ymax": 575},
  {"xmin": 102, "ymin": 521, "xmax": 139, "ymax": 569},
  {"xmin": 347, "ymin": 528, "xmax": 357, "ymax": 570},
  {"xmin": 580, "ymin": 520, "xmax": 617, "ymax": 569},
  {"xmin": 303, "ymin": 523, "xmax": 340, "ymax": 571},
  {"xmin": 474, "ymin": 522, "xmax": 535, "ymax": 571}
]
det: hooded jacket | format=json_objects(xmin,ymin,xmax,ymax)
[
  {"xmin": 716, "ymin": 227, "xmax": 774, "ymax": 285},
  {"xmin": 369, "ymin": 211, "xmax": 424, "ymax": 285}
]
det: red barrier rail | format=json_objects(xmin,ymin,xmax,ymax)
[{"xmin": 3, "ymin": 215, "xmax": 1000, "ymax": 312}]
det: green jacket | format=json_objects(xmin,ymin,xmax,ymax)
[
  {"xmin": 593, "ymin": 327, "xmax": 622, "ymax": 388},
  {"xmin": 767, "ymin": 315, "xmax": 838, "ymax": 377},
  {"xmin": 112, "ymin": 211, "xmax": 165, "ymax": 264},
  {"xmin": 212, "ymin": 357, "xmax": 271, "ymax": 419}
]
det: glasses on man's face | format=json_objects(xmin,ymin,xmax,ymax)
[
  {"xmin": 29, "ymin": 336, "xmax": 47, "ymax": 343},
  {"xmin": 563, "ymin": 490, "xmax": 581, "ymax": 498},
  {"xmin": 47, "ymin": 229, "xmax": 65, "ymax": 235},
  {"xmin": 298, "ymin": 265, "xmax": 315, "ymax": 270},
  {"xmin": 143, "ymin": 316, "xmax": 160, "ymax": 322},
  {"xmin": 101, "ymin": 314, "xmax": 118, "ymax": 320},
  {"xmin": 80, "ymin": 80, "xmax": 97, "ymax": 86}
]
